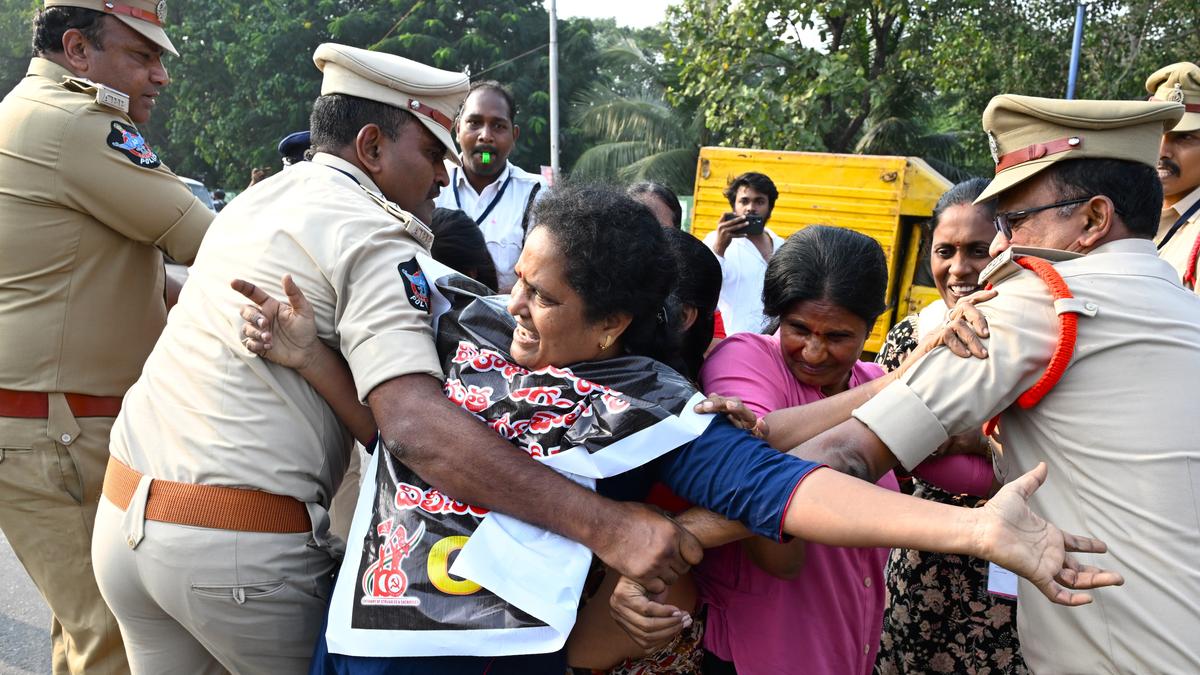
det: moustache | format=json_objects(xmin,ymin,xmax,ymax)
[
  {"xmin": 472, "ymin": 146, "xmax": 499, "ymax": 156},
  {"xmin": 1158, "ymin": 159, "xmax": 1180, "ymax": 176}
]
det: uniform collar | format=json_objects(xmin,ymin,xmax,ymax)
[
  {"xmin": 454, "ymin": 159, "xmax": 512, "ymax": 196},
  {"xmin": 1086, "ymin": 237, "xmax": 1158, "ymax": 256},
  {"xmin": 311, "ymin": 152, "xmax": 385, "ymax": 196},
  {"xmin": 28, "ymin": 57, "xmax": 74, "ymax": 82},
  {"xmin": 1166, "ymin": 183, "xmax": 1200, "ymax": 217}
]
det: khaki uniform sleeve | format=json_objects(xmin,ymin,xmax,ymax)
[
  {"xmin": 56, "ymin": 109, "xmax": 212, "ymax": 264},
  {"xmin": 332, "ymin": 220, "xmax": 443, "ymax": 402},
  {"xmin": 852, "ymin": 273, "xmax": 1059, "ymax": 470}
]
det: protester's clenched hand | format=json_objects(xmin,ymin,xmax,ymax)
[
  {"xmin": 974, "ymin": 462, "xmax": 1124, "ymax": 607},
  {"xmin": 694, "ymin": 394, "xmax": 769, "ymax": 439},
  {"xmin": 608, "ymin": 575, "xmax": 691, "ymax": 651},
  {"xmin": 231, "ymin": 275, "xmax": 320, "ymax": 371},
  {"xmin": 592, "ymin": 502, "xmax": 703, "ymax": 595}
]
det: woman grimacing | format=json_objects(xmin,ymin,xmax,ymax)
[
  {"xmin": 236, "ymin": 185, "xmax": 1119, "ymax": 675},
  {"xmin": 690, "ymin": 226, "xmax": 899, "ymax": 675}
]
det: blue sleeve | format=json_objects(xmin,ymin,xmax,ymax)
[{"xmin": 656, "ymin": 416, "xmax": 822, "ymax": 541}]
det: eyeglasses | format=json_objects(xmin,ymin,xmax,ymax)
[{"xmin": 993, "ymin": 197, "xmax": 1091, "ymax": 239}]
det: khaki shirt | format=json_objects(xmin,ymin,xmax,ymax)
[
  {"xmin": 109, "ymin": 154, "xmax": 443, "ymax": 523},
  {"xmin": 1156, "ymin": 183, "xmax": 1200, "ymax": 291},
  {"xmin": 853, "ymin": 239, "xmax": 1200, "ymax": 674},
  {"xmin": 0, "ymin": 58, "xmax": 211, "ymax": 397}
]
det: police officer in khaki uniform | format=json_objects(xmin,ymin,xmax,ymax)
[
  {"xmin": 1147, "ymin": 62, "xmax": 1200, "ymax": 290},
  {"xmin": 759, "ymin": 96, "xmax": 1200, "ymax": 672},
  {"xmin": 0, "ymin": 3, "xmax": 210, "ymax": 674},
  {"xmin": 93, "ymin": 43, "xmax": 701, "ymax": 674}
]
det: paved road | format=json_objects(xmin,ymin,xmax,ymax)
[{"xmin": 0, "ymin": 530, "xmax": 50, "ymax": 675}]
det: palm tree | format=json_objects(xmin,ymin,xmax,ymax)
[
  {"xmin": 854, "ymin": 71, "xmax": 971, "ymax": 182},
  {"xmin": 568, "ymin": 36, "xmax": 703, "ymax": 195}
]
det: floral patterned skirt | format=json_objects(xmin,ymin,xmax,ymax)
[{"xmin": 874, "ymin": 481, "xmax": 1028, "ymax": 675}]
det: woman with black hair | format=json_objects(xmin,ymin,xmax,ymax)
[
  {"xmin": 627, "ymin": 181, "xmax": 683, "ymax": 229},
  {"xmin": 429, "ymin": 207, "xmax": 500, "ymax": 292},
  {"xmin": 694, "ymin": 225, "xmax": 901, "ymax": 675},
  {"xmin": 235, "ymin": 188, "xmax": 1117, "ymax": 675}
]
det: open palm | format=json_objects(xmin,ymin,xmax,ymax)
[{"xmin": 231, "ymin": 275, "xmax": 321, "ymax": 370}]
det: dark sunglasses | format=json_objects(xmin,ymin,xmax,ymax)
[{"xmin": 993, "ymin": 197, "xmax": 1091, "ymax": 239}]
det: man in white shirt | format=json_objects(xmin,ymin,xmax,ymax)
[
  {"xmin": 1146, "ymin": 61, "xmax": 1200, "ymax": 290},
  {"xmin": 703, "ymin": 172, "xmax": 784, "ymax": 334},
  {"xmin": 434, "ymin": 81, "xmax": 546, "ymax": 292}
]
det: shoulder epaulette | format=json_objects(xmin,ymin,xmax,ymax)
[
  {"xmin": 981, "ymin": 247, "xmax": 1090, "ymax": 437},
  {"xmin": 358, "ymin": 185, "xmax": 434, "ymax": 250},
  {"xmin": 60, "ymin": 76, "xmax": 130, "ymax": 114},
  {"xmin": 979, "ymin": 245, "xmax": 1081, "ymax": 287}
]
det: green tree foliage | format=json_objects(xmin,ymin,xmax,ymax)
[
  {"xmin": 145, "ymin": 1, "xmax": 327, "ymax": 188},
  {"xmin": 570, "ymin": 27, "xmax": 703, "ymax": 195},
  {"xmin": 322, "ymin": 0, "xmax": 602, "ymax": 179},
  {"xmin": 667, "ymin": 0, "xmax": 1200, "ymax": 177},
  {"xmin": 0, "ymin": 0, "xmax": 37, "ymax": 96}
]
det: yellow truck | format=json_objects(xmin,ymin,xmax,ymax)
[{"xmin": 689, "ymin": 146, "xmax": 952, "ymax": 352}]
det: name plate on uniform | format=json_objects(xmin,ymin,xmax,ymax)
[{"xmin": 987, "ymin": 562, "xmax": 1019, "ymax": 599}]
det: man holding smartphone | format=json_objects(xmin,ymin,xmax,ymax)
[{"xmin": 703, "ymin": 171, "xmax": 785, "ymax": 334}]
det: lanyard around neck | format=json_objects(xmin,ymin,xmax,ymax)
[
  {"xmin": 453, "ymin": 167, "xmax": 514, "ymax": 225},
  {"xmin": 1158, "ymin": 198, "xmax": 1200, "ymax": 250}
]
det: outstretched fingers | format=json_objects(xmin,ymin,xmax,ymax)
[
  {"xmin": 1055, "ymin": 556, "xmax": 1124, "ymax": 590},
  {"xmin": 1034, "ymin": 578, "xmax": 1095, "ymax": 607},
  {"xmin": 231, "ymin": 278, "xmax": 274, "ymax": 307},
  {"xmin": 280, "ymin": 274, "xmax": 312, "ymax": 314},
  {"xmin": 1062, "ymin": 530, "xmax": 1108, "ymax": 555}
]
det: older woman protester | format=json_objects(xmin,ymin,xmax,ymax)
[
  {"xmin": 566, "ymin": 225, "xmax": 722, "ymax": 675},
  {"xmin": 873, "ymin": 179, "xmax": 1028, "ymax": 675},
  {"xmin": 235, "ymin": 185, "xmax": 1118, "ymax": 675}
]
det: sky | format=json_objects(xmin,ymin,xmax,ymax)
[{"xmin": 550, "ymin": 0, "xmax": 676, "ymax": 28}]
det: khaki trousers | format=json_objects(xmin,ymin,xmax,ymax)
[
  {"xmin": 0, "ymin": 405, "xmax": 129, "ymax": 675},
  {"xmin": 93, "ymin": 491, "xmax": 336, "ymax": 675}
]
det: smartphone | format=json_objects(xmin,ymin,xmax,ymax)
[{"xmin": 742, "ymin": 214, "xmax": 765, "ymax": 235}]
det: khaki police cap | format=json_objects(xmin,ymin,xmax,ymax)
[
  {"xmin": 976, "ymin": 94, "xmax": 1184, "ymax": 203},
  {"xmin": 45, "ymin": 0, "xmax": 177, "ymax": 57},
  {"xmin": 313, "ymin": 43, "xmax": 469, "ymax": 163},
  {"xmin": 1145, "ymin": 62, "xmax": 1200, "ymax": 133}
]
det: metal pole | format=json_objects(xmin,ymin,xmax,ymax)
[
  {"xmin": 1066, "ymin": 2, "xmax": 1087, "ymax": 99},
  {"xmin": 548, "ymin": 0, "xmax": 561, "ymax": 179}
]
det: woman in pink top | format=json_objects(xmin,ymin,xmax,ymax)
[{"xmin": 695, "ymin": 225, "xmax": 900, "ymax": 675}]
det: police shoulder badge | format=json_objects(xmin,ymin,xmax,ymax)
[
  {"xmin": 107, "ymin": 121, "xmax": 161, "ymax": 168},
  {"xmin": 398, "ymin": 258, "xmax": 431, "ymax": 313}
]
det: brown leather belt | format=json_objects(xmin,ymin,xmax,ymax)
[
  {"xmin": 103, "ymin": 457, "xmax": 311, "ymax": 534},
  {"xmin": 0, "ymin": 388, "xmax": 123, "ymax": 418}
]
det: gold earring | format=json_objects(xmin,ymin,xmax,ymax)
[{"xmin": 599, "ymin": 335, "xmax": 613, "ymax": 350}]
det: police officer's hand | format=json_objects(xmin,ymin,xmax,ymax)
[
  {"xmin": 898, "ymin": 289, "xmax": 997, "ymax": 376},
  {"xmin": 694, "ymin": 394, "xmax": 769, "ymax": 439},
  {"xmin": 592, "ymin": 502, "xmax": 703, "ymax": 595},
  {"xmin": 608, "ymin": 575, "xmax": 691, "ymax": 651},
  {"xmin": 711, "ymin": 213, "xmax": 748, "ymax": 257},
  {"xmin": 231, "ymin": 275, "xmax": 321, "ymax": 371},
  {"xmin": 975, "ymin": 462, "xmax": 1124, "ymax": 607}
]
